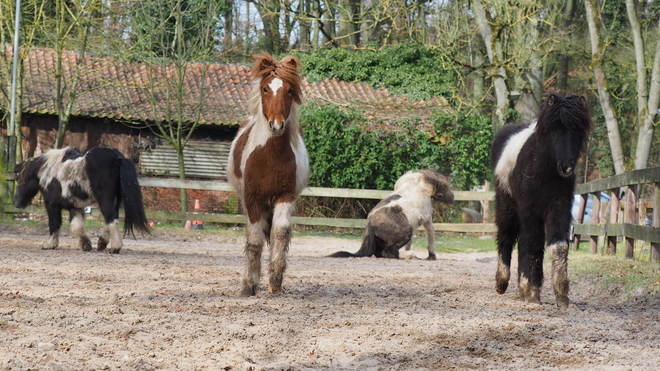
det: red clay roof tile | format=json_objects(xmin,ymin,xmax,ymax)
[{"xmin": 2, "ymin": 46, "xmax": 447, "ymax": 127}]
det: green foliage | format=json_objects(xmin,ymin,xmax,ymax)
[
  {"xmin": 300, "ymin": 103, "xmax": 446, "ymax": 190},
  {"xmin": 431, "ymin": 111, "xmax": 493, "ymax": 190},
  {"xmin": 292, "ymin": 43, "xmax": 459, "ymax": 101},
  {"xmin": 300, "ymin": 102, "xmax": 493, "ymax": 191}
]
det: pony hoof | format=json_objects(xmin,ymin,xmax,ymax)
[
  {"xmin": 240, "ymin": 287, "xmax": 257, "ymax": 297},
  {"xmin": 108, "ymin": 248, "xmax": 121, "ymax": 254},
  {"xmin": 556, "ymin": 296, "xmax": 569, "ymax": 309},
  {"xmin": 427, "ymin": 254, "xmax": 437, "ymax": 261},
  {"xmin": 97, "ymin": 237, "xmax": 108, "ymax": 251},
  {"xmin": 42, "ymin": 245, "xmax": 57, "ymax": 250},
  {"xmin": 81, "ymin": 238, "xmax": 93, "ymax": 252},
  {"xmin": 495, "ymin": 283, "xmax": 508, "ymax": 295},
  {"xmin": 268, "ymin": 284, "xmax": 284, "ymax": 294}
]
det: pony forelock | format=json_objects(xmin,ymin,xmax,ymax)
[{"xmin": 248, "ymin": 53, "xmax": 303, "ymax": 116}]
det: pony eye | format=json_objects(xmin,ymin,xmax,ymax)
[
  {"xmin": 263, "ymin": 87, "xmax": 268, "ymax": 93},
  {"xmin": 288, "ymin": 88, "xmax": 293, "ymax": 94}
]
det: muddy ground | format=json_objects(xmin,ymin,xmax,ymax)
[{"xmin": 1, "ymin": 222, "xmax": 659, "ymax": 370}]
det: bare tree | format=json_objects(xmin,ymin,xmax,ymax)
[
  {"xmin": 584, "ymin": 0, "xmax": 625, "ymax": 174},
  {"xmin": 129, "ymin": 0, "xmax": 220, "ymax": 212},
  {"xmin": 626, "ymin": 0, "xmax": 660, "ymax": 170}
]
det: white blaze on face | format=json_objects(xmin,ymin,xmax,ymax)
[
  {"xmin": 494, "ymin": 122, "xmax": 537, "ymax": 195},
  {"xmin": 268, "ymin": 78, "xmax": 283, "ymax": 97}
]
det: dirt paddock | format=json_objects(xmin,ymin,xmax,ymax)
[{"xmin": 1, "ymin": 224, "xmax": 659, "ymax": 370}]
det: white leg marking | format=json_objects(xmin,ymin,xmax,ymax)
[
  {"xmin": 44, "ymin": 230, "xmax": 60, "ymax": 250},
  {"xmin": 494, "ymin": 122, "xmax": 537, "ymax": 194},
  {"xmin": 107, "ymin": 220, "xmax": 123, "ymax": 253},
  {"xmin": 424, "ymin": 220, "xmax": 436, "ymax": 259}
]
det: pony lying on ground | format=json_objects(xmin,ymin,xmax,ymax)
[
  {"xmin": 329, "ymin": 170, "xmax": 454, "ymax": 260},
  {"xmin": 13, "ymin": 147, "xmax": 151, "ymax": 253},
  {"xmin": 227, "ymin": 53, "xmax": 309, "ymax": 296},
  {"xmin": 491, "ymin": 92, "xmax": 592, "ymax": 308}
]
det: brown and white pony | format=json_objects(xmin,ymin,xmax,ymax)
[
  {"xmin": 227, "ymin": 54, "xmax": 309, "ymax": 296},
  {"xmin": 329, "ymin": 170, "xmax": 454, "ymax": 260}
]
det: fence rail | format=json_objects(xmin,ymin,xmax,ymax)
[
  {"xmin": 572, "ymin": 166, "xmax": 660, "ymax": 262},
  {"xmin": 2, "ymin": 175, "xmax": 496, "ymax": 233},
  {"xmin": 5, "ymin": 166, "xmax": 660, "ymax": 257}
]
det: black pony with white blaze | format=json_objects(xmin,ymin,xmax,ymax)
[
  {"xmin": 491, "ymin": 92, "xmax": 591, "ymax": 308},
  {"xmin": 14, "ymin": 147, "xmax": 151, "ymax": 253}
]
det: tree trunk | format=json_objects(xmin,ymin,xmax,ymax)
[
  {"xmin": 337, "ymin": 0, "xmax": 358, "ymax": 47},
  {"xmin": 254, "ymin": 0, "xmax": 281, "ymax": 54},
  {"xmin": 472, "ymin": 0, "xmax": 509, "ymax": 129},
  {"xmin": 556, "ymin": 0, "xmax": 576, "ymax": 94},
  {"xmin": 633, "ymin": 14, "xmax": 660, "ymax": 169},
  {"xmin": 298, "ymin": 0, "xmax": 312, "ymax": 50},
  {"xmin": 584, "ymin": 0, "xmax": 625, "ymax": 175},
  {"xmin": 177, "ymin": 146, "xmax": 188, "ymax": 213}
]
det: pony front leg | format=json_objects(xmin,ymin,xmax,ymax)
[
  {"xmin": 241, "ymin": 218, "xmax": 267, "ymax": 296},
  {"xmin": 70, "ymin": 208, "xmax": 92, "ymax": 251},
  {"xmin": 424, "ymin": 220, "xmax": 436, "ymax": 260},
  {"xmin": 268, "ymin": 201, "xmax": 295, "ymax": 294},
  {"xmin": 547, "ymin": 210, "xmax": 572, "ymax": 308},
  {"xmin": 44, "ymin": 204, "xmax": 63, "ymax": 250},
  {"xmin": 518, "ymin": 216, "xmax": 545, "ymax": 304}
]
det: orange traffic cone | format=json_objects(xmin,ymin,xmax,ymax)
[{"xmin": 192, "ymin": 199, "xmax": 204, "ymax": 230}]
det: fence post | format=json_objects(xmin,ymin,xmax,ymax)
[
  {"xmin": 590, "ymin": 192, "xmax": 601, "ymax": 254},
  {"xmin": 652, "ymin": 183, "xmax": 660, "ymax": 263},
  {"xmin": 572, "ymin": 193, "xmax": 587, "ymax": 250},
  {"xmin": 608, "ymin": 187, "xmax": 620, "ymax": 255},
  {"xmin": 626, "ymin": 184, "xmax": 639, "ymax": 259}
]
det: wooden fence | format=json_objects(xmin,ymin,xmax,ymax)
[
  {"xmin": 2, "ymin": 174, "xmax": 496, "ymax": 233},
  {"xmin": 572, "ymin": 167, "xmax": 660, "ymax": 262},
  {"xmin": 4, "ymin": 167, "xmax": 660, "ymax": 262}
]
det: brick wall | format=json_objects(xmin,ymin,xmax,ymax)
[{"xmin": 141, "ymin": 187, "xmax": 240, "ymax": 214}]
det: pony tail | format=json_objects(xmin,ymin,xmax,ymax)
[
  {"xmin": 118, "ymin": 159, "xmax": 151, "ymax": 237},
  {"xmin": 327, "ymin": 224, "xmax": 377, "ymax": 258}
]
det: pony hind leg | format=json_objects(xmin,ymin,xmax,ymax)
[
  {"xmin": 98, "ymin": 198, "xmax": 123, "ymax": 253},
  {"xmin": 268, "ymin": 201, "xmax": 295, "ymax": 294},
  {"xmin": 423, "ymin": 220, "xmax": 436, "ymax": 260},
  {"xmin": 97, "ymin": 224, "xmax": 110, "ymax": 251},
  {"xmin": 241, "ymin": 217, "xmax": 268, "ymax": 296},
  {"xmin": 70, "ymin": 208, "xmax": 92, "ymax": 251}
]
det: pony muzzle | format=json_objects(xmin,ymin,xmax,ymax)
[
  {"xmin": 557, "ymin": 162, "xmax": 574, "ymax": 177},
  {"xmin": 268, "ymin": 119, "xmax": 286, "ymax": 135}
]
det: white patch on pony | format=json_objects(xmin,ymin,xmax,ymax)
[
  {"xmin": 38, "ymin": 148, "xmax": 94, "ymax": 208},
  {"xmin": 378, "ymin": 172, "xmax": 435, "ymax": 231},
  {"xmin": 293, "ymin": 131, "xmax": 309, "ymax": 195},
  {"xmin": 272, "ymin": 202, "xmax": 295, "ymax": 231},
  {"xmin": 268, "ymin": 78, "xmax": 283, "ymax": 97},
  {"xmin": 494, "ymin": 122, "xmax": 537, "ymax": 195}
]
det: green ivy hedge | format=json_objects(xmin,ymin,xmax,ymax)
[{"xmin": 299, "ymin": 103, "xmax": 492, "ymax": 191}]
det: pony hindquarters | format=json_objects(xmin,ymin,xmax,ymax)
[{"xmin": 85, "ymin": 147, "xmax": 151, "ymax": 254}]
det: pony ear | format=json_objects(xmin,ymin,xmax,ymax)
[
  {"xmin": 579, "ymin": 95, "xmax": 587, "ymax": 107},
  {"xmin": 547, "ymin": 94, "xmax": 556, "ymax": 107},
  {"xmin": 252, "ymin": 53, "xmax": 276, "ymax": 77},
  {"xmin": 279, "ymin": 56, "xmax": 301, "ymax": 71}
]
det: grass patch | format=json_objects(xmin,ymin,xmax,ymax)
[{"xmin": 570, "ymin": 248, "xmax": 660, "ymax": 298}]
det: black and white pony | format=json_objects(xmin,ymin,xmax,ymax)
[
  {"xmin": 329, "ymin": 170, "xmax": 454, "ymax": 260},
  {"xmin": 491, "ymin": 92, "xmax": 592, "ymax": 307},
  {"xmin": 14, "ymin": 147, "xmax": 151, "ymax": 253}
]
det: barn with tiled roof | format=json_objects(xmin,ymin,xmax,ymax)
[{"xmin": 1, "ymin": 46, "xmax": 446, "ymax": 179}]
